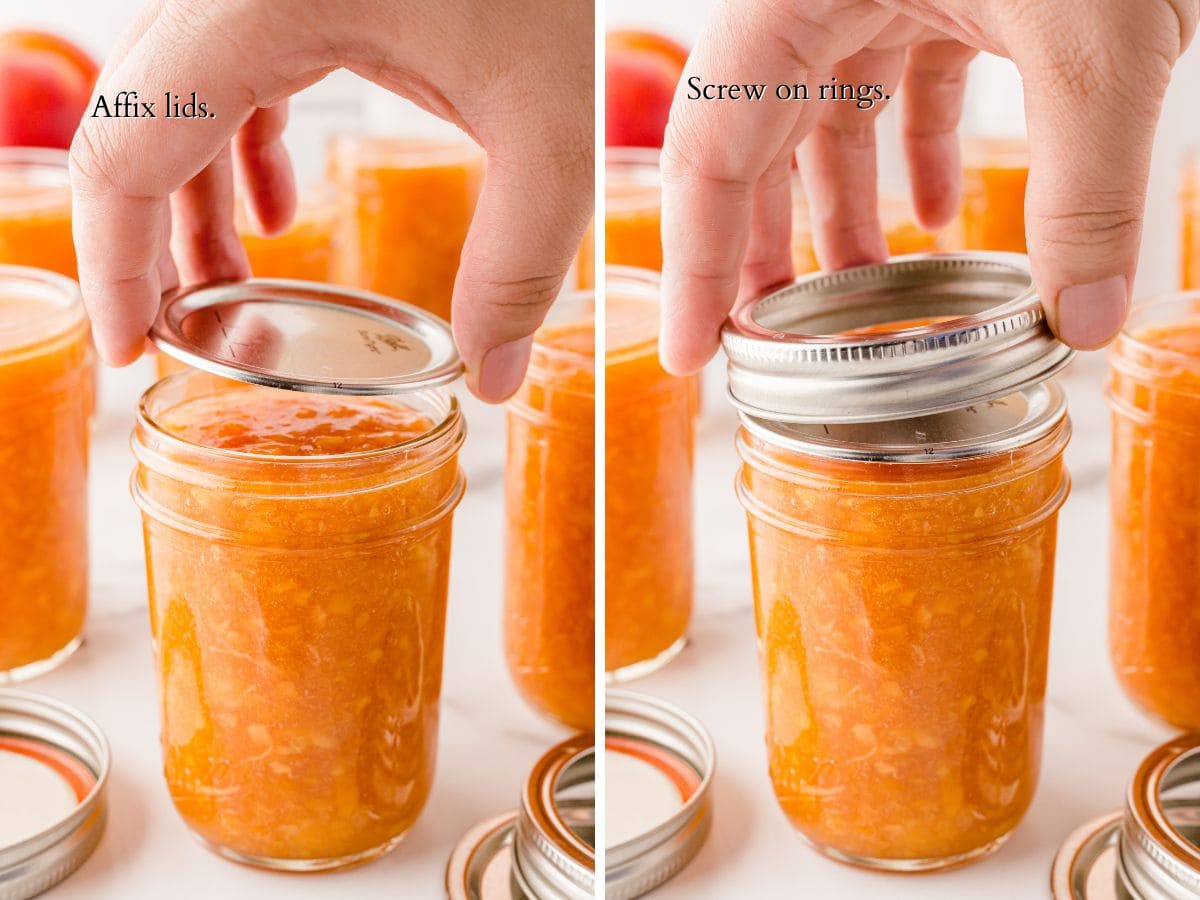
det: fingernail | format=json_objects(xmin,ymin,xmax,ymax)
[
  {"xmin": 477, "ymin": 336, "xmax": 533, "ymax": 402},
  {"xmin": 1055, "ymin": 275, "xmax": 1129, "ymax": 349}
]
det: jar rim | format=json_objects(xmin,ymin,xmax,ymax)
[
  {"xmin": 136, "ymin": 369, "xmax": 463, "ymax": 465},
  {"xmin": 0, "ymin": 264, "xmax": 86, "ymax": 353},
  {"xmin": 327, "ymin": 132, "xmax": 484, "ymax": 168},
  {"xmin": 606, "ymin": 266, "xmax": 660, "ymax": 359},
  {"xmin": 1113, "ymin": 293, "xmax": 1200, "ymax": 373}
]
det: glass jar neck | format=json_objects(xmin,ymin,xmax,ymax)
[
  {"xmin": 132, "ymin": 371, "xmax": 465, "ymax": 495},
  {"xmin": 0, "ymin": 266, "xmax": 88, "ymax": 363}
]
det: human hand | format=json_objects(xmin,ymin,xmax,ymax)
[
  {"xmin": 658, "ymin": 0, "xmax": 1198, "ymax": 373},
  {"xmin": 69, "ymin": 0, "xmax": 593, "ymax": 402}
]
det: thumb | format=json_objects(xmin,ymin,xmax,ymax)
[
  {"xmin": 452, "ymin": 150, "xmax": 593, "ymax": 402},
  {"xmin": 1015, "ymin": 7, "xmax": 1186, "ymax": 349}
]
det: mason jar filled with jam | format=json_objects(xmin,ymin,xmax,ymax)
[
  {"xmin": 503, "ymin": 291, "xmax": 596, "ymax": 729},
  {"xmin": 132, "ymin": 279, "xmax": 466, "ymax": 870},
  {"xmin": 0, "ymin": 265, "xmax": 91, "ymax": 681},
  {"xmin": 723, "ymin": 253, "xmax": 1074, "ymax": 870},
  {"xmin": 1107, "ymin": 292, "xmax": 1200, "ymax": 731}
]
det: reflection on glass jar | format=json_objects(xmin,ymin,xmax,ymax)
[
  {"xmin": 0, "ymin": 148, "xmax": 75, "ymax": 279},
  {"xmin": 606, "ymin": 148, "xmax": 662, "ymax": 272},
  {"xmin": 131, "ymin": 370, "xmax": 465, "ymax": 870},
  {"xmin": 327, "ymin": 134, "xmax": 484, "ymax": 322},
  {"xmin": 606, "ymin": 268, "xmax": 693, "ymax": 680},
  {"xmin": 736, "ymin": 386, "xmax": 1070, "ymax": 870},
  {"xmin": 1108, "ymin": 295, "xmax": 1200, "ymax": 730},
  {"xmin": 503, "ymin": 294, "xmax": 595, "ymax": 729},
  {"xmin": 0, "ymin": 266, "xmax": 91, "ymax": 682}
]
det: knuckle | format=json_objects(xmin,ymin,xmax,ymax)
[
  {"xmin": 69, "ymin": 126, "xmax": 122, "ymax": 197},
  {"xmin": 1029, "ymin": 205, "xmax": 1142, "ymax": 251}
]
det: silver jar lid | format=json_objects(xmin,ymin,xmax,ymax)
[
  {"xmin": 606, "ymin": 690, "xmax": 715, "ymax": 900},
  {"xmin": 721, "ymin": 252, "xmax": 1074, "ymax": 423},
  {"xmin": 151, "ymin": 278, "xmax": 463, "ymax": 395},
  {"xmin": 0, "ymin": 690, "xmax": 111, "ymax": 900},
  {"xmin": 446, "ymin": 734, "xmax": 595, "ymax": 900},
  {"xmin": 1052, "ymin": 735, "xmax": 1200, "ymax": 898},
  {"xmin": 739, "ymin": 381, "xmax": 1068, "ymax": 463}
]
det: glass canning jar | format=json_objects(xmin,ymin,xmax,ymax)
[
  {"xmin": 605, "ymin": 148, "xmax": 662, "ymax": 272},
  {"xmin": 0, "ymin": 265, "xmax": 91, "ymax": 682},
  {"xmin": 737, "ymin": 385, "xmax": 1070, "ymax": 869},
  {"xmin": 0, "ymin": 147, "xmax": 75, "ymax": 279},
  {"xmin": 605, "ymin": 267, "xmax": 694, "ymax": 680},
  {"xmin": 1108, "ymin": 293, "xmax": 1200, "ymax": 730},
  {"xmin": 131, "ymin": 369, "xmax": 465, "ymax": 870},
  {"xmin": 327, "ymin": 133, "xmax": 484, "ymax": 322},
  {"xmin": 503, "ymin": 293, "xmax": 596, "ymax": 729},
  {"xmin": 723, "ymin": 254, "xmax": 1075, "ymax": 871}
]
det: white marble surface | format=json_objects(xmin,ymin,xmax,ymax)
[
  {"xmin": 29, "ymin": 359, "xmax": 569, "ymax": 899},
  {"xmin": 638, "ymin": 351, "xmax": 1176, "ymax": 898}
]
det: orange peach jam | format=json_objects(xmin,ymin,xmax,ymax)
[
  {"xmin": 0, "ymin": 267, "xmax": 91, "ymax": 681},
  {"xmin": 954, "ymin": 136, "xmax": 1028, "ymax": 253},
  {"xmin": 606, "ymin": 270, "xmax": 693, "ymax": 677},
  {"xmin": 0, "ymin": 148, "xmax": 76, "ymax": 278},
  {"xmin": 503, "ymin": 297, "xmax": 595, "ymax": 728},
  {"xmin": 606, "ymin": 149, "xmax": 662, "ymax": 271},
  {"xmin": 132, "ymin": 371, "xmax": 464, "ymax": 869},
  {"xmin": 1108, "ymin": 296, "xmax": 1200, "ymax": 729},
  {"xmin": 791, "ymin": 190, "xmax": 940, "ymax": 273},
  {"xmin": 737, "ymin": 388, "xmax": 1070, "ymax": 869},
  {"xmin": 328, "ymin": 134, "xmax": 484, "ymax": 322},
  {"xmin": 1181, "ymin": 160, "xmax": 1200, "ymax": 290}
]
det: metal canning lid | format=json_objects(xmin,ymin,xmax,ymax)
[
  {"xmin": 446, "ymin": 734, "xmax": 594, "ymax": 900},
  {"xmin": 739, "ymin": 381, "xmax": 1068, "ymax": 463},
  {"xmin": 721, "ymin": 252, "xmax": 1075, "ymax": 424},
  {"xmin": 0, "ymin": 690, "xmax": 111, "ymax": 900},
  {"xmin": 606, "ymin": 690, "xmax": 715, "ymax": 900},
  {"xmin": 1051, "ymin": 734, "xmax": 1200, "ymax": 899},
  {"xmin": 151, "ymin": 278, "xmax": 463, "ymax": 395}
]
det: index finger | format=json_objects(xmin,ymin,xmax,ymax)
[
  {"xmin": 69, "ymin": 5, "xmax": 286, "ymax": 364},
  {"xmin": 658, "ymin": 0, "xmax": 892, "ymax": 375}
]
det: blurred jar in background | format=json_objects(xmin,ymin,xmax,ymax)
[
  {"xmin": 237, "ymin": 185, "xmax": 337, "ymax": 283},
  {"xmin": 1108, "ymin": 293, "xmax": 1200, "ymax": 730},
  {"xmin": 606, "ymin": 267, "xmax": 693, "ymax": 681},
  {"xmin": 951, "ymin": 135, "xmax": 1029, "ymax": 253},
  {"xmin": 158, "ymin": 186, "xmax": 340, "ymax": 380},
  {"xmin": 0, "ymin": 265, "xmax": 91, "ymax": 681},
  {"xmin": 1180, "ymin": 152, "xmax": 1200, "ymax": 289},
  {"xmin": 604, "ymin": 150, "xmax": 702, "ymax": 419},
  {"xmin": 0, "ymin": 147, "xmax": 75, "ymax": 278},
  {"xmin": 606, "ymin": 148, "xmax": 662, "ymax": 271},
  {"xmin": 791, "ymin": 187, "xmax": 940, "ymax": 274},
  {"xmin": 328, "ymin": 134, "xmax": 484, "ymax": 322},
  {"xmin": 132, "ymin": 366, "xmax": 465, "ymax": 870},
  {"xmin": 503, "ymin": 292, "xmax": 595, "ymax": 729}
]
